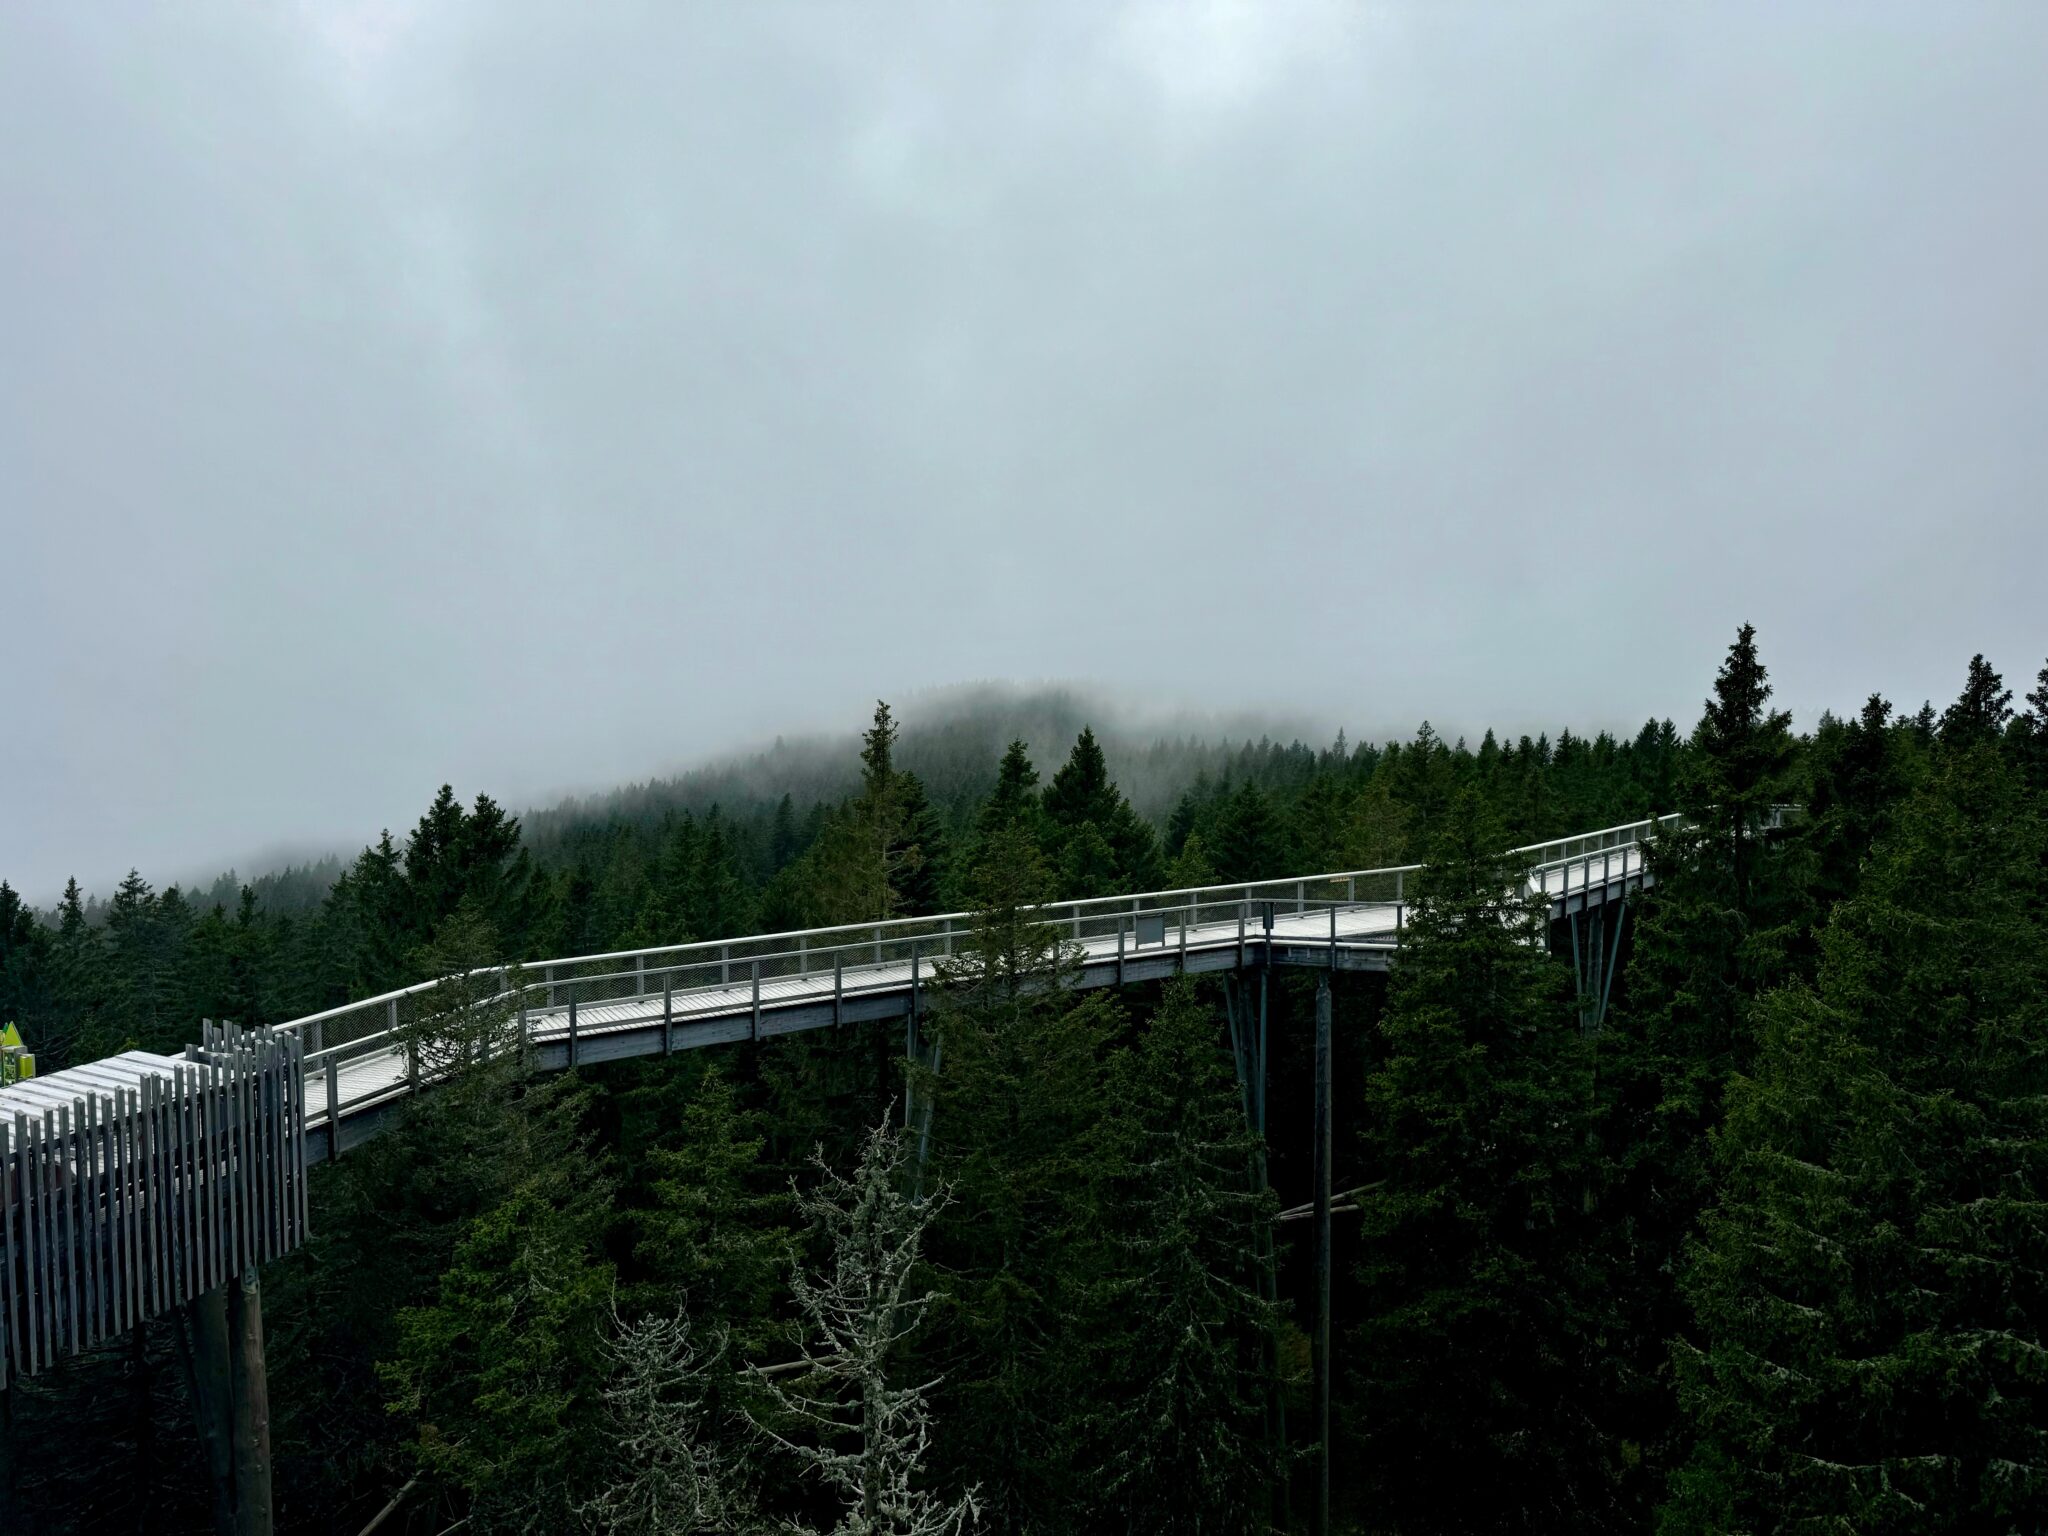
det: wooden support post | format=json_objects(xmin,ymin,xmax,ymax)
[
  {"xmin": 567, "ymin": 996, "xmax": 579, "ymax": 1069},
  {"xmin": 227, "ymin": 1272, "xmax": 273, "ymax": 1536},
  {"xmin": 188, "ymin": 1286, "xmax": 239, "ymax": 1536},
  {"xmin": 751, "ymin": 961, "xmax": 762, "ymax": 1041},
  {"xmin": 1312, "ymin": 974, "xmax": 1333, "ymax": 1536}
]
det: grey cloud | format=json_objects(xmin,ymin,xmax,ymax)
[{"xmin": 3, "ymin": 2, "xmax": 2043, "ymax": 898}]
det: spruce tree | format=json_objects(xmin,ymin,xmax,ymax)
[
  {"xmin": 1041, "ymin": 727, "xmax": 1157, "ymax": 896},
  {"xmin": 1936, "ymin": 652, "xmax": 2013, "ymax": 749},
  {"xmin": 1350, "ymin": 789, "xmax": 1611, "ymax": 1531},
  {"xmin": 1079, "ymin": 978, "xmax": 1279, "ymax": 1534},
  {"xmin": 382, "ymin": 1169, "xmax": 616, "ymax": 1534},
  {"xmin": 636, "ymin": 1066, "xmax": 794, "ymax": 1356},
  {"xmin": 2019, "ymin": 657, "xmax": 2048, "ymax": 795},
  {"xmin": 1801, "ymin": 693, "xmax": 1912, "ymax": 915},
  {"xmin": 1210, "ymin": 782, "xmax": 1291, "ymax": 883},
  {"xmin": 1598, "ymin": 625, "xmax": 1807, "ymax": 1478},
  {"xmin": 917, "ymin": 821, "xmax": 1122, "ymax": 1534},
  {"xmin": 1666, "ymin": 743, "xmax": 2048, "ymax": 1532},
  {"xmin": 977, "ymin": 740, "xmax": 1043, "ymax": 848}
]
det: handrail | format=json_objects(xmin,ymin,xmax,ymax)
[{"xmin": 276, "ymin": 811, "xmax": 1699, "ymax": 1051}]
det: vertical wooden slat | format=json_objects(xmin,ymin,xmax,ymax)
[
  {"xmin": 164, "ymin": 1070, "xmax": 182, "ymax": 1306},
  {"xmin": 2, "ymin": 1119, "xmax": 17, "ymax": 1387},
  {"xmin": 177, "ymin": 1069, "xmax": 195, "ymax": 1305},
  {"xmin": 1, "ymin": 1121, "xmax": 13, "ymax": 1386},
  {"xmin": 220, "ymin": 1046, "xmax": 235, "ymax": 1280},
  {"xmin": 260, "ymin": 1043, "xmax": 277, "ymax": 1260},
  {"xmin": 177, "ymin": 1068, "xmax": 195, "ymax": 1304},
  {"xmin": 135, "ymin": 1083, "xmax": 151, "ymax": 1321},
  {"xmin": 71, "ymin": 1100, "xmax": 92, "ymax": 1351},
  {"xmin": 197, "ymin": 1057, "xmax": 216, "ymax": 1292},
  {"xmin": 296, "ymin": 1039, "xmax": 310, "ymax": 1243},
  {"xmin": 275, "ymin": 1040, "xmax": 292, "ymax": 1251},
  {"xmin": 270, "ymin": 1042, "xmax": 286, "ymax": 1259},
  {"xmin": 18, "ymin": 1114, "xmax": 37, "ymax": 1375},
  {"xmin": 58, "ymin": 1104, "xmax": 77, "ymax": 1355},
  {"xmin": 79, "ymin": 1096, "xmax": 100, "ymax": 1348},
  {"xmin": 141, "ymin": 1073, "xmax": 160, "ymax": 1318},
  {"xmin": 244, "ymin": 1036, "xmax": 259, "ymax": 1272},
  {"xmin": 95, "ymin": 1093, "xmax": 113, "ymax": 1341},
  {"xmin": 112, "ymin": 1094, "xmax": 130, "ymax": 1336},
  {"xmin": 122, "ymin": 1089, "xmax": 139, "ymax": 1331},
  {"xmin": 96, "ymin": 1094, "xmax": 116, "ymax": 1340},
  {"xmin": 13, "ymin": 1115, "xmax": 29, "ymax": 1376},
  {"xmin": 26, "ymin": 1112, "xmax": 46, "ymax": 1375},
  {"xmin": 214, "ymin": 1056, "xmax": 230, "ymax": 1286},
  {"xmin": 285, "ymin": 1040, "xmax": 299, "ymax": 1248},
  {"xmin": 35, "ymin": 1111, "xmax": 55, "ymax": 1369},
  {"xmin": 235, "ymin": 1035, "xmax": 252, "ymax": 1276}
]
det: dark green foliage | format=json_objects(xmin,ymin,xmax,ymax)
[
  {"xmin": 13, "ymin": 654, "xmax": 2042, "ymax": 1535},
  {"xmin": 634, "ymin": 1066, "xmax": 794, "ymax": 1355},
  {"xmin": 893, "ymin": 773, "xmax": 950, "ymax": 918},
  {"xmin": 2012, "ymin": 657, "xmax": 2048, "ymax": 795},
  {"xmin": 1598, "ymin": 625, "xmax": 1811, "ymax": 1484},
  {"xmin": 1210, "ymin": 782, "xmax": 1292, "ymax": 882},
  {"xmin": 1351, "ymin": 789, "xmax": 1612, "ymax": 1532},
  {"xmin": 382, "ymin": 1173, "xmax": 616, "ymax": 1533},
  {"xmin": 1079, "ymin": 977, "xmax": 1280, "ymax": 1535},
  {"xmin": 1937, "ymin": 652, "xmax": 2013, "ymax": 749},
  {"xmin": 1041, "ymin": 727, "xmax": 1159, "ymax": 895},
  {"xmin": 917, "ymin": 822, "xmax": 1124, "ymax": 1534},
  {"xmin": 1667, "ymin": 745, "xmax": 2048, "ymax": 1532},
  {"xmin": 1801, "ymin": 694, "xmax": 1911, "ymax": 913}
]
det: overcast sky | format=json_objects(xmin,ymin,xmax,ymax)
[{"xmin": 4, "ymin": 2, "xmax": 2044, "ymax": 899}]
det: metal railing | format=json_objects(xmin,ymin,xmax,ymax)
[{"xmin": 283, "ymin": 813, "xmax": 1695, "ymax": 1132}]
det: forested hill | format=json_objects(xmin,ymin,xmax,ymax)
[
  {"xmin": 524, "ymin": 683, "xmax": 1314, "ymax": 838},
  {"xmin": 3, "ymin": 682, "xmax": 1681, "ymax": 1075},
  {"xmin": 5, "ymin": 631, "xmax": 2048, "ymax": 1533},
  {"xmin": 0, "ymin": 653, "xmax": 2033, "ymax": 1082}
]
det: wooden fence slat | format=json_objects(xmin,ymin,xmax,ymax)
[
  {"xmin": 263, "ymin": 1045, "xmax": 279, "ymax": 1261},
  {"xmin": 209, "ymin": 1056, "xmax": 224, "ymax": 1290},
  {"xmin": 2, "ymin": 1120, "xmax": 16, "ymax": 1389},
  {"xmin": 173, "ymin": 1068, "xmax": 191, "ymax": 1306},
  {"xmin": 276, "ymin": 1048, "xmax": 292, "ymax": 1261},
  {"xmin": 169, "ymin": 1071, "xmax": 188, "ymax": 1306},
  {"xmin": 111, "ymin": 1094, "xmax": 129, "ymax": 1335},
  {"xmin": 35, "ymin": 1110, "xmax": 55, "ymax": 1370},
  {"xmin": 80, "ymin": 1096, "xmax": 100, "ymax": 1348},
  {"xmin": 234, "ymin": 1035, "xmax": 251, "ymax": 1276},
  {"xmin": 147, "ymin": 1079, "xmax": 163, "ymax": 1314},
  {"xmin": 96, "ymin": 1097, "xmax": 116, "ymax": 1343}
]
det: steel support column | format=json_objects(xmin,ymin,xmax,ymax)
[{"xmin": 1312, "ymin": 973, "xmax": 1333, "ymax": 1536}]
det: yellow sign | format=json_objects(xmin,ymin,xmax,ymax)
[{"xmin": 0, "ymin": 1021, "xmax": 33, "ymax": 1084}]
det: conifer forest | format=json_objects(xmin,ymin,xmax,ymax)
[{"xmin": 4, "ymin": 629, "xmax": 2046, "ymax": 1534}]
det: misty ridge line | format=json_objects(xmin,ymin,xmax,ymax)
[{"xmin": 33, "ymin": 680, "xmax": 1656, "ymax": 917}]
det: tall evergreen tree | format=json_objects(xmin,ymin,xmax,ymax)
[
  {"xmin": 2019, "ymin": 657, "xmax": 2048, "ymax": 795},
  {"xmin": 1802, "ymin": 694, "xmax": 1911, "ymax": 915},
  {"xmin": 1079, "ymin": 978, "xmax": 1278, "ymax": 1534},
  {"xmin": 1936, "ymin": 652, "xmax": 2013, "ymax": 749},
  {"xmin": 1350, "ymin": 789, "xmax": 1612, "ymax": 1531},
  {"xmin": 918, "ymin": 822, "xmax": 1122, "ymax": 1534},
  {"xmin": 1667, "ymin": 743, "xmax": 2048, "ymax": 1532},
  {"xmin": 1599, "ymin": 624, "xmax": 1808, "ymax": 1485},
  {"xmin": 635, "ymin": 1066, "xmax": 793, "ymax": 1356},
  {"xmin": 1040, "ymin": 728, "xmax": 1157, "ymax": 896}
]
